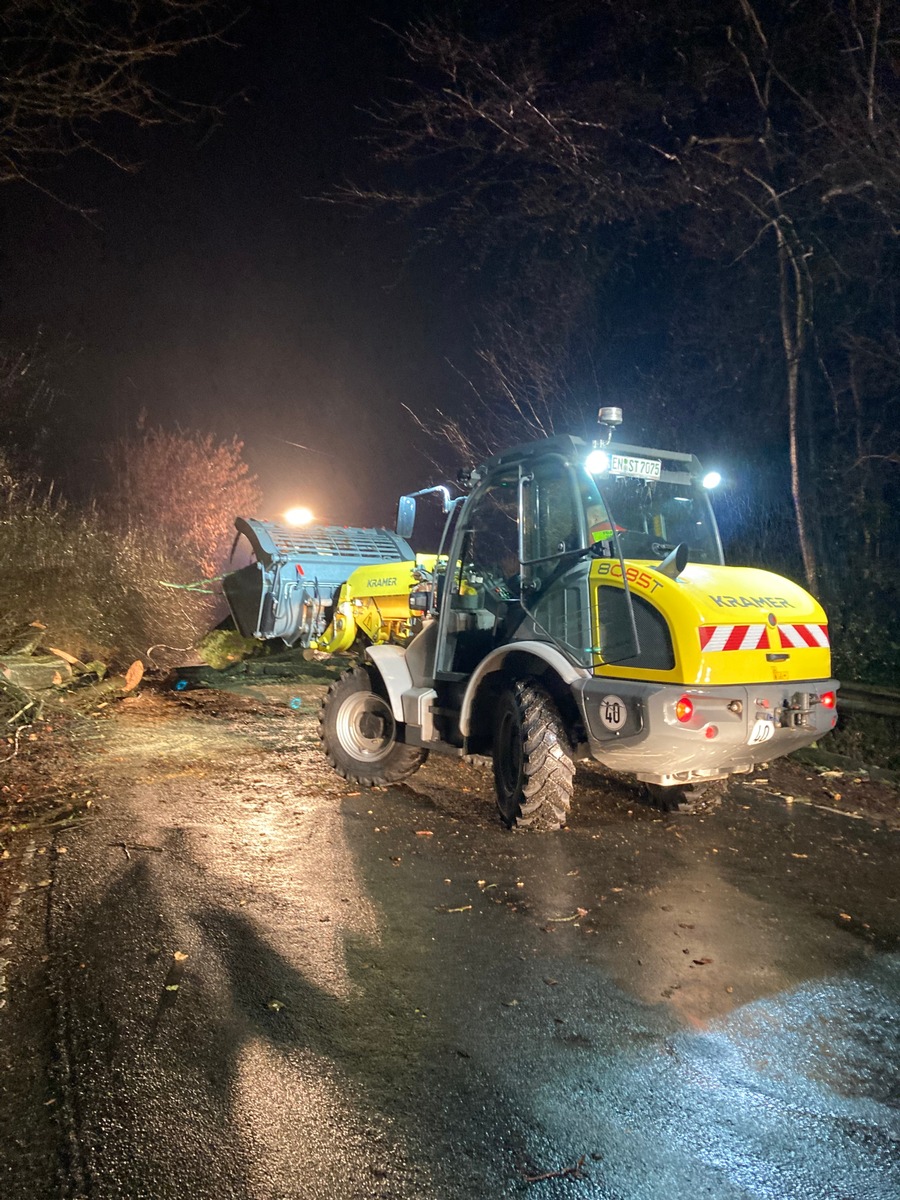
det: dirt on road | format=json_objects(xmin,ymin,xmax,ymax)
[
  {"xmin": 1, "ymin": 676, "xmax": 898, "ymax": 1200},
  {"xmin": 3, "ymin": 676, "xmax": 898, "ymax": 848}
]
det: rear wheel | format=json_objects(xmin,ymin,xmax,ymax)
[
  {"xmin": 492, "ymin": 681, "xmax": 575, "ymax": 830},
  {"xmin": 319, "ymin": 665, "xmax": 427, "ymax": 785}
]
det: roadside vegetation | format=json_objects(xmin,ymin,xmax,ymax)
[
  {"xmin": 0, "ymin": 421, "xmax": 260, "ymax": 671},
  {"xmin": 0, "ymin": 1, "xmax": 242, "ymax": 723}
]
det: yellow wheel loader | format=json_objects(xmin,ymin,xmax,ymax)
[
  {"xmin": 319, "ymin": 410, "xmax": 838, "ymax": 827},
  {"xmin": 312, "ymin": 555, "xmax": 440, "ymax": 654}
]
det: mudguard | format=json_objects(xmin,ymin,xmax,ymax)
[{"xmin": 459, "ymin": 641, "xmax": 588, "ymax": 737}]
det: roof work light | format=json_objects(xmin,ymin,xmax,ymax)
[{"xmin": 586, "ymin": 448, "xmax": 611, "ymax": 474}]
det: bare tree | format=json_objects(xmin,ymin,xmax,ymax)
[
  {"xmin": 408, "ymin": 259, "xmax": 600, "ymax": 471},
  {"xmin": 0, "ymin": 0, "xmax": 231, "ymax": 195},
  {"xmin": 408, "ymin": 325, "xmax": 580, "ymax": 470},
  {"xmin": 353, "ymin": 0, "xmax": 900, "ymax": 593}
]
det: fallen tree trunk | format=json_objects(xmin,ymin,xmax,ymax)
[
  {"xmin": 0, "ymin": 654, "xmax": 74, "ymax": 692},
  {"xmin": 0, "ymin": 672, "xmax": 42, "ymax": 725}
]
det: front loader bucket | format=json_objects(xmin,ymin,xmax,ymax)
[
  {"xmin": 222, "ymin": 519, "xmax": 415, "ymax": 647},
  {"xmin": 222, "ymin": 562, "xmax": 270, "ymax": 639}
]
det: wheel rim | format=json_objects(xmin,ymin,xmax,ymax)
[
  {"xmin": 335, "ymin": 691, "xmax": 397, "ymax": 761},
  {"xmin": 495, "ymin": 702, "xmax": 524, "ymax": 814}
]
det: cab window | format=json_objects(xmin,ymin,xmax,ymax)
[
  {"xmin": 449, "ymin": 473, "xmax": 520, "ymax": 606},
  {"xmin": 521, "ymin": 459, "xmax": 583, "ymax": 564},
  {"xmin": 437, "ymin": 472, "xmax": 520, "ymax": 676}
]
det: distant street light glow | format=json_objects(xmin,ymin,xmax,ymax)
[{"xmin": 284, "ymin": 506, "xmax": 314, "ymax": 526}]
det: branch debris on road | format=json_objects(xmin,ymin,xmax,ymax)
[
  {"xmin": 522, "ymin": 1155, "xmax": 588, "ymax": 1183},
  {"xmin": 548, "ymin": 907, "xmax": 589, "ymax": 922},
  {"xmin": 108, "ymin": 842, "xmax": 164, "ymax": 857}
]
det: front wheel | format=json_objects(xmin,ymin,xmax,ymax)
[
  {"xmin": 492, "ymin": 681, "xmax": 575, "ymax": 830},
  {"xmin": 319, "ymin": 665, "xmax": 427, "ymax": 786}
]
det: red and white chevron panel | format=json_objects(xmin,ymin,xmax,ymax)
[
  {"xmin": 777, "ymin": 623, "xmax": 830, "ymax": 649},
  {"xmin": 699, "ymin": 624, "xmax": 768, "ymax": 651}
]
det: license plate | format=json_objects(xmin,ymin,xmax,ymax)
[
  {"xmin": 610, "ymin": 454, "xmax": 662, "ymax": 479},
  {"xmin": 748, "ymin": 717, "xmax": 775, "ymax": 746}
]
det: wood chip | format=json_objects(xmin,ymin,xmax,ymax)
[{"xmin": 123, "ymin": 660, "xmax": 144, "ymax": 693}]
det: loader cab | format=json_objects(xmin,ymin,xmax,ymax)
[
  {"xmin": 597, "ymin": 469, "xmax": 724, "ymax": 564},
  {"xmin": 432, "ymin": 437, "xmax": 639, "ymax": 681}
]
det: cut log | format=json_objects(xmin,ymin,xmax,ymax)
[{"xmin": 0, "ymin": 654, "xmax": 74, "ymax": 692}]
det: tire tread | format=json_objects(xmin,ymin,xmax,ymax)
[
  {"xmin": 496, "ymin": 681, "xmax": 575, "ymax": 830},
  {"xmin": 319, "ymin": 666, "xmax": 427, "ymax": 785}
]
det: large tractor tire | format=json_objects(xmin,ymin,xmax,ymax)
[
  {"xmin": 319, "ymin": 665, "xmax": 427, "ymax": 786},
  {"xmin": 492, "ymin": 681, "xmax": 575, "ymax": 830}
]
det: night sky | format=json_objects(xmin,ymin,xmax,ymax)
[
  {"xmin": 3, "ymin": 0, "xmax": 896, "ymax": 603},
  {"xmin": 0, "ymin": 1, "xmax": 465, "ymax": 528}
]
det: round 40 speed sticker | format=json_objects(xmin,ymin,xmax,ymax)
[{"xmin": 599, "ymin": 695, "xmax": 628, "ymax": 732}]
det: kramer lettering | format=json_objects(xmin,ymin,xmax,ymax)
[{"xmin": 709, "ymin": 595, "xmax": 794, "ymax": 609}]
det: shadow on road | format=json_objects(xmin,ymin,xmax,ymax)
[{"xmin": 42, "ymin": 731, "xmax": 900, "ymax": 1200}]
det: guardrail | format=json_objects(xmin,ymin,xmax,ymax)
[{"xmin": 837, "ymin": 681, "xmax": 900, "ymax": 719}]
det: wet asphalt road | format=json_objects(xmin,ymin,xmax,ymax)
[{"xmin": 1, "ymin": 682, "xmax": 899, "ymax": 1199}]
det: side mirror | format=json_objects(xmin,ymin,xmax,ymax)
[
  {"xmin": 396, "ymin": 495, "xmax": 416, "ymax": 540},
  {"xmin": 657, "ymin": 542, "xmax": 688, "ymax": 579}
]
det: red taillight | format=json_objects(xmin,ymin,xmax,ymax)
[
  {"xmin": 705, "ymin": 724, "xmax": 718, "ymax": 739},
  {"xmin": 820, "ymin": 691, "xmax": 836, "ymax": 709},
  {"xmin": 675, "ymin": 696, "xmax": 694, "ymax": 723}
]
